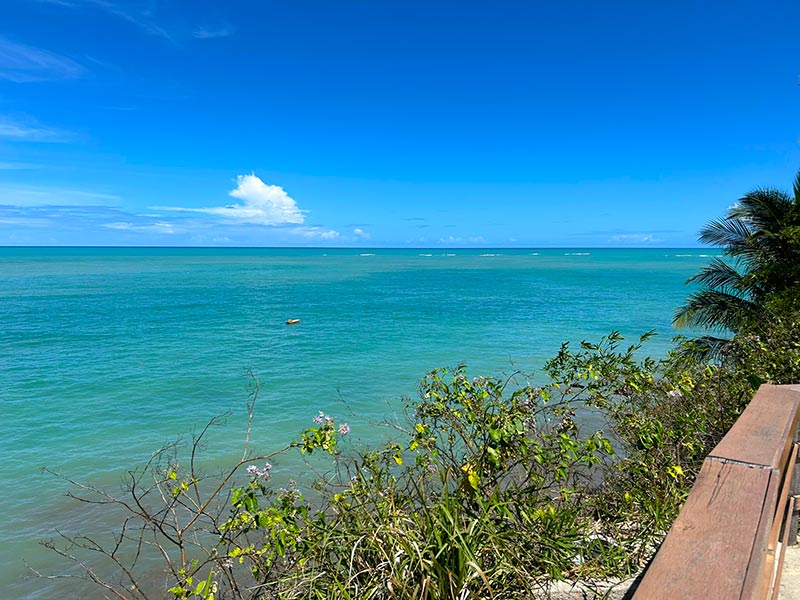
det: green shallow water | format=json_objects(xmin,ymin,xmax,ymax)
[{"xmin": 0, "ymin": 247, "xmax": 715, "ymax": 597}]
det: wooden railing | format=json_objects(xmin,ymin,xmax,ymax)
[{"xmin": 631, "ymin": 384, "xmax": 800, "ymax": 599}]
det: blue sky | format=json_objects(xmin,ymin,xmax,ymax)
[{"xmin": 0, "ymin": 0, "xmax": 798, "ymax": 247}]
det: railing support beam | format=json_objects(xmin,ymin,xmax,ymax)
[{"xmin": 631, "ymin": 384, "xmax": 800, "ymax": 600}]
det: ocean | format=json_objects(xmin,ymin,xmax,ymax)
[{"xmin": 0, "ymin": 247, "xmax": 715, "ymax": 597}]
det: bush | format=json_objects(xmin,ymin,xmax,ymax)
[{"xmin": 44, "ymin": 331, "xmax": 778, "ymax": 599}]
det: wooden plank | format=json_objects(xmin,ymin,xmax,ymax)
[
  {"xmin": 790, "ymin": 427, "xmax": 800, "ymax": 546},
  {"xmin": 632, "ymin": 460, "xmax": 773, "ymax": 599},
  {"xmin": 767, "ymin": 444, "xmax": 798, "ymax": 556},
  {"xmin": 710, "ymin": 385, "xmax": 800, "ymax": 469},
  {"xmin": 741, "ymin": 443, "xmax": 797, "ymax": 597},
  {"xmin": 743, "ymin": 467, "xmax": 784, "ymax": 599},
  {"xmin": 770, "ymin": 495, "xmax": 796, "ymax": 600}
]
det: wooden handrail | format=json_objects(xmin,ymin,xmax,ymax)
[{"xmin": 631, "ymin": 384, "xmax": 800, "ymax": 600}]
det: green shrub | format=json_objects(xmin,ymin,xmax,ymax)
[{"xmin": 46, "ymin": 329, "xmax": 790, "ymax": 599}]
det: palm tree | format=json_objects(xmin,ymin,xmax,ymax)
[{"xmin": 674, "ymin": 169, "xmax": 800, "ymax": 352}]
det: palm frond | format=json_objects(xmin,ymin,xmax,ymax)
[
  {"xmin": 673, "ymin": 289, "xmax": 757, "ymax": 331},
  {"xmin": 679, "ymin": 168, "xmax": 800, "ymax": 335},
  {"xmin": 674, "ymin": 335, "xmax": 734, "ymax": 363},
  {"xmin": 697, "ymin": 217, "xmax": 750, "ymax": 251},
  {"xmin": 736, "ymin": 189, "xmax": 794, "ymax": 232},
  {"xmin": 793, "ymin": 170, "xmax": 800, "ymax": 203},
  {"xmin": 686, "ymin": 258, "xmax": 747, "ymax": 291}
]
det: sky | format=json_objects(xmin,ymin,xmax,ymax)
[{"xmin": 0, "ymin": 0, "xmax": 798, "ymax": 247}]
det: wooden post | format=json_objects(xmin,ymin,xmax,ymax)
[{"xmin": 790, "ymin": 386, "xmax": 800, "ymax": 546}]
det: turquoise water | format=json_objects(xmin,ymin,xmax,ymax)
[{"xmin": 0, "ymin": 247, "xmax": 715, "ymax": 597}]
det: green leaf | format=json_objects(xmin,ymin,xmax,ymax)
[{"xmin": 487, "ymin": 446, "xmax": 500, "ymax": 467}]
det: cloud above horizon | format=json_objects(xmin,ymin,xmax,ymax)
[
  {"xmin": 0, "ymin": 37, "xmax": 85, "ymax": 82},
  {"xmin": 0, "ymin": 161, "xmax": 41, "ymax": 170},
  {"xmin": 439, "ymin": 235, "xmax": 487, "ymax": 245},
  {"xmin": 0, "ymin": 184, "xmax": 121, "ymax": 206},
  {"xmin": 291, "ymin": 226, "xmax": 340, "ymax": 240},
  {"xmin": 0, "ymin": 115, "xmax": 74, "ymax": 142},
  {"xmin": 0, "ymin": 202, "xmax": 343, "ymax": 246},
  {"xmin": 154, "ymin": 174, "xmax": 306, "ymax": 225},
  {"xmin": 610, "ymin": 233, "xmax": 659, "ymax": 243},
  {"xmin": 0, "ymin": 174, "xmax": 348, "ymax": 245},
  {"xmin": 103, "ymin": 220, "xmax": 178, "ymax": 234}
]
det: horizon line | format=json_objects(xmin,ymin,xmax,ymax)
[{"xmin": 0, "ymin": 244, "xmax": 713, "ymax": 250}]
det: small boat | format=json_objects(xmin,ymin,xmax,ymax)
[{"xmin": 286, "ymin": 318, "xmax": 301, "ymax": 325}]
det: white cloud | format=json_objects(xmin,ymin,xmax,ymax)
[
  {"xmin": 154, "ymin": 174, "xmax": 305, "ymax": 226},
  {"xmin": 0, "ymin": 216, "xmax": 52, "ymax": 227},
  {"xmin": 0, "ymin": 37, "xmax": 85, "ymax": 82},
  {"xmin": 0, "ymin": 176, "xmax": 345, "ymax": 245},
  {"xmin": 438, "ymin": 235, "xmax": 486, "ymax": 245},
  {"xmin": 0, "ymin": 116, "xmax": 73, "ymax": 142},
  {"xmin": 353, "ymin": 228, "xmax": 371, "ymax": 239},
  {"xmin": 193, "ymin": 25, "xmax": 236, "ymax": 39},
  {"xmin": 610, "ymin": 233, "xmax": 659, "ymax": 243},
  {"xmin": 103, "ymin": 221, "xmax": 177, "ymax": 234},
  {"xmin": 228, "ymin": 175, "xmax": 304, "ymax": 223},
  {"xmin": 36, "ymin": 0, "xmax": 79, "ymax": 6},
  {"xmin": 49, "ymin": 0, "xmax": 174, "ymax": 40},
  {"xmin": 40, "ymin": 1, "xmax": 226, "ymax": 43},
  {"xmin": 291, "ymin": 226, "xmax": 340, "ymax": 240},
  {"xmin": 0, "ymin": 184, "xmax": 121, "ymax": 206}
]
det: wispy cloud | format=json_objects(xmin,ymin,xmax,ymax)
[
  {"xmin": 439, "ymin": 235, "xmax": 487, "ymax": 245},
  {"xmin": 0, "ymin": 202, "xmax": 344, "ymax": 246},
  {"xmin": 0, "ymin": 184, "xmax": 121, "ymax": 206},
  {"xmin": 0, "ymin": 214, "xmax": 53, "ymax": 228},
  {"xmin": 193, "ymin": 25, "xmax": 236, "ymax": 39},
  {"xmin": 0, "ymin": 37, "xmax": 85, "ymax": 82},
  {"xmin": 154, "ymin": 174, "xmax": 306, "ymax": 226},
  {"xmin": 610, "ymin": 233, "xmax": 660, "ymax": 243},
  {"xmin": 0, "ymin": 175, "xmax": 347, "ymax": 245},
  {"xmin": 0, "ymin": 162, "xmax": 41, "ymax": 170},
  {"xmin": 103, "ymin": 220, "xmax": 178, "ymax": 234},
  {"xmin": 40, "ymin": 1, "xmax": 234, "ymax": 43},
  {"xmin": 91, "ymin": 0, "xmax": 173, "ymax": 39},
  {"xmin": 37, "ymin": 0, "xmax": 174, "ymax": 40},
  {"xmin": 353, "ymin": 228, "xmax": 371, "ymax": 239},
  {"xmin": 291, "ymin": 226, "xmax": 341, "ymax": 240},
  {"xmin": 0, "ymin": 115, "xmax": 74, "ymax": 142},
  {"xmin": 35, "ymin": 0, "xmax": 79, "ymax": 6}
]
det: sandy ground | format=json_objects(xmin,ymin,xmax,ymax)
[{"xmin": 780, "ymin": 543, "xmax": 800, "ymax": 599}]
